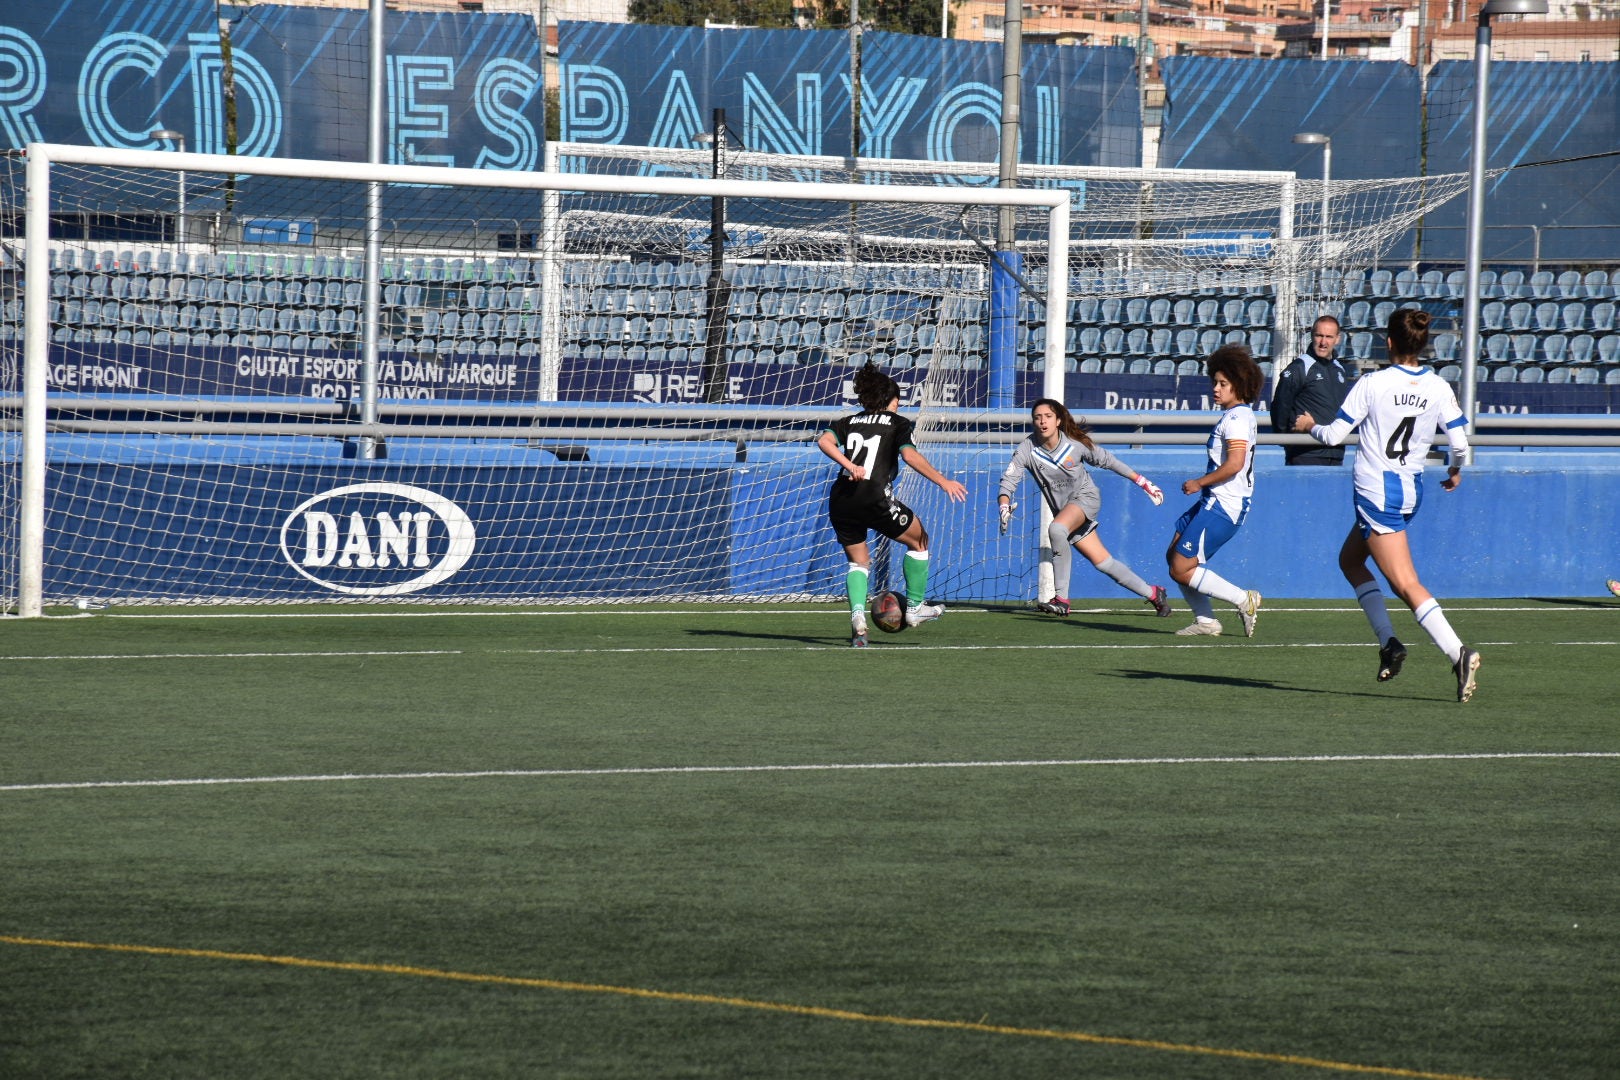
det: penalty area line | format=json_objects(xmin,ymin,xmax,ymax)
[
  {"xmin": 4, "ymin": 752, "xmax": 1616, "ymax": 793},
  {"xmin": 0, "ymin": 934, "xmax": 1503, "ymax": 1080}
]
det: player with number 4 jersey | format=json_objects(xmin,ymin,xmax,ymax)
[
  {"xmin": 1294, "ymin": 307, "xmax": 1480, "ymax": 702},
  {"xmin": 818, "ymin": 362, "xmax": 968, "ymax": 647}
]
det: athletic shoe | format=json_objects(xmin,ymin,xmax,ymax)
[
  {"xmin": 1454, "ymin": 646, "xmax": 1481, "ymax": 703},
  {"xmin": 1238, "ymin": 590, "xmax": 1262, "ymax": 638},
  {"xmin": 851, "ymin": 610, "xmax": 869, "ymax": 648},
  {"xmin": 1377, "ymin": 637, "xmax": 1407, "ymax": 682},
  {"xmin": 1607, "ymin": 579, "xmax": 1620, "ymax": 598},
  {"xmin": 904, "ymin": 601, "xmax": 945, "ymax": 628},
  {"xmin": 1174, "ymin": 619, "xmax": 1222, "ymax": 636},
  {"xmin": 1146, "ymin": 585, "xmax": 1172, "ymax": 618},
  {"xmin": 1037, "ymin": 597, "xmax": 1071, "ymax": 617}
]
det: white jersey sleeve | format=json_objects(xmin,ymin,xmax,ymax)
[
  {"xmin": 1203, "ymin": 404, "xmax": 1258, "ymax": 520},
  {"xmin": 1316, "ymin": 364, "xmax": 1468, "ymax": 515}
]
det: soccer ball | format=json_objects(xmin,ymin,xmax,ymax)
[{"xmin": 871, "ymin": 590, "xmax": 907, "ymax": 634}]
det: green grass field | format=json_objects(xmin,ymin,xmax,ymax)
[{"xmin": 3, "ymin": 598, "xmax": 1617, "ymax": 1079}]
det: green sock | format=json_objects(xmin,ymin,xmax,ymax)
[
  {"xmin": 846, "ymin": 564, "xmax": 869, "ymax": 614},
  {"xmin": 903, "ymin": 551, "xmax": 929, "ymax": 605}
]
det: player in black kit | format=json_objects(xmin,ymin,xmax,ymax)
[{"xmin": 817, "ymin": 362, "xmax": 968, "ymax": 647}]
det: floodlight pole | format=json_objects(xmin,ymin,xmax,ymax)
[
  {"xmin": 990, "ymin": 0, "xmax": 1025, "ymax": 410},
  {"xmin": 1292, "ymin": 132, "xmax": 1331, "ymax": 287},
  {"xmin": 701, "ymin": 108, "xmax": 732, "ymax": 404},
  {"xmin": 1459, "ymin": 0, "xmax": 1547, "ymax": 442},
  {"xmin": 357, "ymin": 0, "xmax": 387, "ymax": 460},
  {"xmin": 150, "ymin": 129, "xmax": 186, "ymax": 244}
]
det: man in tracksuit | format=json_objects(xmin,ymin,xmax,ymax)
[{"xmin": 1270, "ymin": 314, "xmax": 1354, "ymax": 466}]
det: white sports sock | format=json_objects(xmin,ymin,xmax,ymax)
[
  {"xmin": 1095, "ymin": 556, "xmax": 1151, "ymax": 599},
  {"xmin": 1414, "ymin": 598, "xmax": 1463, "ymax": 663},
  {"xmin": 1189, "ymin": 565, "xmax": 1247, "ymax": 607},
  {"xmin": 1177, "ymin": 582, "xmax": 1216, "ymax": 621},
  {"xmin": 1355, "ymin": 580, "xmax": 1397, "ymax": 645}
]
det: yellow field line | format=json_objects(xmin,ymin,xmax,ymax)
[{"xmin": 1, "ymin": 934, "xmax": 1502, "ymax": 1080}]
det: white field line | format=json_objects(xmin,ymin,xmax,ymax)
[
  {"xmin": 29, "ymin": 602, "xmax": 1617, "ymax": 621},
  {"xmin": 2, "ymin": 640, "xmax": 1617, "ymax": 662},
  {"xmin": 4, "ymin": 752, "xmax": 1617, "ymax": 793}
]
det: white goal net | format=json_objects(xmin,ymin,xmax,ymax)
[{"xmin": 1, "ymin": 143, "xmax": 1069, "ymax": 614}]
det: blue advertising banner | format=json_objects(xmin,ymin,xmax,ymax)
[
  {"xmin": 1424, "ymin": 61, "xmax": 1620, "ymax": 262},
  {"xmin": 25, "ymin": 342, "xmax": 1616, "ymax": 414},
  {"xmin": 0, "ymin": 2, "xmax": 543, "ymax": 190},
  {"xmin": 558, "ymin": 23, "xmax": 853, "ymax": 167},
  {"xmin": 1159, "ymin": 57, "xmax": 1422, "ymax": 180},
  {"xmin": 859, "ymin": 33, "xmax": 1140, "ymax": 169}
]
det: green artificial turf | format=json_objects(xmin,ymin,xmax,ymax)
[{"xmin": 3, "ymin": 599, "xmax": 1616, "ymax": 1079}]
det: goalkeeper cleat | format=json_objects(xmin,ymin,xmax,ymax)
[
  {"xmin": 1454, "ymin": 646, "xmax": 1481, "ymax": 703},
  {"xmin": 1607, "ymin": 578, "xmax": 1620, "ymax": 598},
  {"xmin": 1238, "ymin": 590, "xmax": 1262, "ymax": 638},
  {"xmin": 851, "ymin": 611, "xmax": 869, "ymax": 648},
  {"xmin": 1037, "ymin": 597, "xmax": 1071, "ymax": 617},
  {"xmin": 1377, "ymin": 637, "xmax": 1407, "ymax": 682},
  {"xmin": 904, "ymin": 601, "xmax": 945, "ymax": 628},
  {"xmin": 1146, "ymin": 585, "xmax": 1172, "ymax": 618},
  {"xmin": 1174, "ymin": 619, "xmax": 1222, "ymax": 636}
]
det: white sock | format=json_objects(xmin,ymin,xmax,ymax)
[
  {"xmin": 1189, "ymin": 565, "xmax": 1247, "ymax": 608},
  {"xmin": 1414, "ymin": 598, "xmax": 1463, "ymax": 663},
  {"xmin": 1096, "ymin": 556, "xmax": 1152, "ymax": 599},
  {"xmin": 1355, "ymin": 580, "xmax": 1397, "ymax": 645},
  {"xmin": 1177, "ymin": 582, "xmax": 1216, "ymax": 622}
]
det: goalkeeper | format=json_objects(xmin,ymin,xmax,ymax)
[{"xmin": 995, "ymin": 398, "xmax": 1172, "ymax": 619}]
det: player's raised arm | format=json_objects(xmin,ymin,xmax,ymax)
[{"xmin": 901, "ymin": 446, "xmax": 967, "ymax": 502}]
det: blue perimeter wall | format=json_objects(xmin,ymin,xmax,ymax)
[{"xmin": 21, "ymin": 441, "xmax": 1620, "ymax": 601}]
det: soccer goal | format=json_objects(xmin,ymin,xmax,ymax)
[{"xmin": 1, "ymin": 142, "xmax": 1071, "ymax": 615}]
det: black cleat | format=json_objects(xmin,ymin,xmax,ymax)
[
  {"xmin": 1377, "ymin": 637, "xmax": 1407, "ymax": 682},
  {"xmin": 1037, "ymin": 597, "xmax": 1070, "ymax": 617}
]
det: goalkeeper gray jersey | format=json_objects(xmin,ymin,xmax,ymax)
[{"xmin": 998, "ymin": 434, "xmax": 1135, "ymax": 518}]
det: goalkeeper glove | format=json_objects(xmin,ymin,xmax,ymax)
[
  {"xmin": 1134, "ymin": 475, "xmax": 1164, "ymax": 506},
  {"xmin": 998, "ymin": 500, "xmax": 1016, "ymax": 534}
]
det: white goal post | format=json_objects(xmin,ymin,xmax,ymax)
[{"xmin": 3, "ymin": 142, "xmax": 1073, "ymax": 616}]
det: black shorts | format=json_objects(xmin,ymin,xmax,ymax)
[{"xmin": 828, "ymin": 481, "xmax": 915, "ymax": 547}]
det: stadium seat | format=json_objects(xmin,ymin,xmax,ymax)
[
  {"xmin": 1590, "ymin": 302, "xmax": 1616, "ymax": 332},
  {"xmin": 1561, "ymin": 301, "xmax": 1587, "ymax": 332},
  {"xmin": 1174, "ymin": 328, "xmax": 1199, "ymax": 357},
  {"xmin": 1126, "ymin": 328, "xmax": 1150, "ymax": 355},
  {"xmin": 1198, "ymin": 328, "xmax": 1222, "ymax": 354},
  {"xmin": 1246, "ymin": 298, "xmax": 1270, "ymax": 327},
  {"xmin": 1420, "ymin": 269, "xmax": 1447, "ymax": 298},
  {"xmin": 1432, "ymin": 332, "xmax": 1460, "ymax": 363},
  {"xmin": 1348, "ymin": 332, "xmax": 1373, "ymax": 361},
  {"xmin": 1100, "ymin": 297, "xmax": 1124, "ymax": 325},
  {"xmin": 1126, "ymin": 297, "xmax": 1149, "ymax": 325},
  {"xmin": 1583, "ymin": 270, "xmax": 1610, "ymax": 298},
  {"xmin": 1527, "ymin": 270, "xmax": 1556, "ymax": 299},
  {"xmin": 1607, "ymin": 366, "xmax": 1620, "ymax": 385},
  {"xmin": 1505, "ymin": 302, "xmax": 1532, "ymax": 330},
  {"xmin": 1533, "ymin": 302, "xmax": 1561, "ymax": 331},
  {"xmin": 1572, "ymin": 365, "xmax": 1600, "ymax": 384},
  {"xmin": 1176, "ymin": 358, "xmax": 1203, "ymax": 376},
  {"xmin": 1517, "ymin": 365, "xmax": 1545, "ymax": 384},
  {"xmin": 1596, "ymin": 335, "xmax": 1620, "ymax": 365},
  {"xmin": 1078, "ymin": 357, "xmax": 1102, "ymax": 374},
  {"xmin": 1509, "ymin": 333, "xmax": 1537, "ymax": 363},
  {"xmin": 1478, "ymin": 270, "xmax": 1500, "ymax": 298},
  {"xmin": 1483, "ymin": 334, "xmax": 1511, "ymax": 363},
  {"xmin": 1437, "ymin": 364, "xmax": 1461, "ymax": 383},
  {"xmin": 1078, "ymin": 326, "xmax": 1101, "ymax": 355},
  {"xmin": 1569, "ymin": 334, "xmax": 1596, "ymax": 364},
  {"xmin": 1542, "ymin": 333, "xmax": 1569, "ymax": 364},
  {"xmin": 1195, "ymin": 299, "xmax": 1219, "ymax": 325},
  {"xmin": 1172, "ymin": 298, "xmax": 1196, "ymax": 326},
  {"xmin": 1557, "ymin": 270, "xmax": 1584, "ymax": 298},
  {"xmin": 1490, "ymin": 365, "xmax": 1518, "ymax": 382},
  {"xmin": 1150, "ymin": 328, "xmax": 1174, "ymax": 357},
  {"xmin": 1444, "ymin": 270, "xmax": 1468, "ymax": 298},
  {"xmin": 1222, "ymin": 298, "xmax": 1246, "ymax": 325},
  {"xmin": 1545, "ymin": 365, "xmax": 1571, "ymax": 385},
  {"xmin": 1148, "ymin": 297, "xmax": 1172, "ymax": 325},
  {"xmin": 1152, "ymin": 358, "xmax": 1175, "ymax": 376},
  {"xmin": 1102, "ymin": 358, "xmax": 1126, "ymax": 374},
  {"xmin": 1392, "ymin": 269, "xmax": 1421, "ymax": 299},
  {"xmin": 1368, "ymin": 269, "xmax": 1394, "ymax": 298}
]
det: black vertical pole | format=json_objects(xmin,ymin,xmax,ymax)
[{"xmin": 702, "ymin": 107, "xmax": 732, "ymax": 403}]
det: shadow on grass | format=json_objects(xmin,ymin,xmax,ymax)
[{"xmin": 1106, "ymin": 668, "xmax": 1422, "ymax": 701}]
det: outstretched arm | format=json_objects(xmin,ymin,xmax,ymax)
[{"xmin": 903, "ymin": 446, "xmax": 968, "ymax": 502}]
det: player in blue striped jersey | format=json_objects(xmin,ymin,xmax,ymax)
[
  {"xmin": 1293, "ymin": 307, "xmax": 1480, "ymax": 701},
  {"xmin": 1165, "ymin": 345, "xmax": 1265, "ymax": 638}
]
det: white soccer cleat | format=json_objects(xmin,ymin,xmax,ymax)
[
  {"xmin": 850, "ymin": 610, "xmax": 869, "ymax": 648},
  {"xmin": 1238, "ymin": 590, "xmax": 1262, "ymax": 638},
  {"xmin": 1174, "ymin": 619, "xmax": 1223, "ymax": 636},
  {"xmin": 904, "ymin": 601, "xmax": 945, "ymax": 627}
]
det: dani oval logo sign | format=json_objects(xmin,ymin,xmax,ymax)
[{"xmin": 279, "ymin": 482, "xmax": 477, "ymax": 596}]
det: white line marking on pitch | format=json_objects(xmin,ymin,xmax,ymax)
[
  {"xmin": 4, "ymin": 752, "xmax": 1616, "ymax": 793},
  {"xmin": 4, "ymin": 641, "xmax": 1617, "ymax": 662}
]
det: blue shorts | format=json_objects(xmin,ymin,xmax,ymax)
[
  {"xmin": 1353, "ymin": 492, "xmax": 1417, "ymax": 537},
  {"xmin": 1172, "ymin": 499, "xmax": 1243, "ymax": 562}
]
